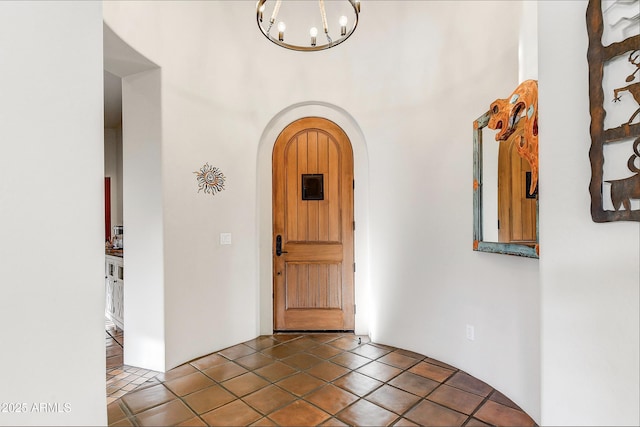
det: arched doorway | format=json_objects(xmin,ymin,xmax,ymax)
[{"xmin": 256, "ymin": 102, "xmax": 371, "ymax": 337}]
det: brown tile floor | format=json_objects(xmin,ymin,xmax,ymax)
[
  {"xmin": 106, "ymin": 319, "xmax": 160, "ymax": 405},
  {"xmin": 107, "ymin": 331, "xmax": 537, "ymax": 426}
]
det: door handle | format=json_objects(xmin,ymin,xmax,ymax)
[{"xmin": 276, "ymin": 235, "xmax": 288, "ymax": 257}]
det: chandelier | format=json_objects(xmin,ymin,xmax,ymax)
[{"xmin": 256, "ymin": 0, "xmax": 361, "ymax": 52}]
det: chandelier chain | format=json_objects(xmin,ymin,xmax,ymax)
[{"xmin": 319, "ymin": 0, "xmax": 329, "ymax": 33}]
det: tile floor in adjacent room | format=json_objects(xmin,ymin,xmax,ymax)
[
  {"xmin": 106, "ymin": 320, "xmax": 160, "ymax": 405},
  {"xmin": 106, "ymin": 324, "xmax": 537, "ymax": 427}
]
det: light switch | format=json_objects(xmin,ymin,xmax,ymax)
[
  {"xmin": 220, "ymin": 233, "xmax": 232, "ymax": 245},
  {"xmin": 466, "ymin": 324, "xmax": 475, "ymax": 341}
]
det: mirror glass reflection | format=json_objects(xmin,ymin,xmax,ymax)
[{"xmin": 473, "ymin": 111, "xmax": 539, "ymax": 258}]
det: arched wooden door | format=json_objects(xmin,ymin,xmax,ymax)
[{"xmin": 272, "ymin": 117, "xmax": 355, "ymax": 331}]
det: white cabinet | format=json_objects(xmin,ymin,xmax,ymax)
[{"xmin": 105, "ymin": 255, "xmax": 124, "ymax": 330}]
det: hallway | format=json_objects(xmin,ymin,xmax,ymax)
[{"xmin": 106, "ymin": 332, "xmax": 536, "ymax": 426}]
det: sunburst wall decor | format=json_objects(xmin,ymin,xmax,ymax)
[{"xmin": 194, "ymin": 163, "xmax": 226, "ymax": 196}]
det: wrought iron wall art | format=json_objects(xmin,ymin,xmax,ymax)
[
  {"xmin": 587, "ymin": 0, "xmax": 640, "ymax": 222},
  {"xmin": 194, "ymin": 163, "xmax": 226, "ymax": 196}
]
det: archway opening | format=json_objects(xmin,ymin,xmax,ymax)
[{"xmin": 256, "ymin": 103, "xmax": 373, "ymax": 337}]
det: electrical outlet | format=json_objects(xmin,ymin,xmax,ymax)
[
  {"xmin": 466, "ymin": 324, "xmax": 475, "ymax": 341},
  {"xmin": 220, "ymin": 233, "xmax": 232, "ymax": 245}
]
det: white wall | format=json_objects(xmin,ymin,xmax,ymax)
[
  {"xmin": 539, "ymin": 1, "xmax": 640, "ymax": 425},
  {"xmin": 359, "ymin": 3, "xmax": 540, "ymax": 420},
  {"xmin": 0, "ymin": 2, "xmax": 106, "ymax": 426},
  {"xmin": 121, "ymin": 69, "xmax": 166, "ymax": 372},
  {"xmin": 104, "ymin": 0, "xmax": 541, "ymax": 419}
]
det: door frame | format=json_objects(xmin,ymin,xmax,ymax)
[{"xmin": 256, "ymin": 102, "xmax": 371, "ymax": 336}]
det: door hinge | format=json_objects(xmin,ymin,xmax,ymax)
[
  {"xmin": 497, "ymin": 220, "xmax": 500, "ymax": 230},
  {"xmin": 353, "ymin": 180, "xmax": 355, "ymax": 190},
  {"xmin": 353, "ymin": 263, "xmax": 356, "ymax": 272},
  {"xmin": 353, "ymin": 221, "xmax": 356, "ymax": 230},
  {"xmin": 354, "ymin": 304, "xmax": 357, "ymax": 314}
]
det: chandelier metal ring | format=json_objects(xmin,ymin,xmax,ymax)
[{"xmin": 256, "ymin": 0, "xmax": 360, "ymax": 52}]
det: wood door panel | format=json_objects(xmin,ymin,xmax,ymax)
[
  {"xmin": 296, "ymin": 134, "xmax": 309, "ymax": 241},
  {"xmin": 318, "ymin": 136, "xmax": 330, "ymax": 241},
  {"xmin": 273, "ymin": 117, "xmax": 354, "ymax": 331},
  {"xmin": 498, "ymin": 138, "xmax": 537, "ymax": 244},
  {"xmin": 283, "ymin": 243, "xmax": 343, "ymax": 262},
  {"xmin": 284, "ymin": 132, "xmax": 342, "ymax": 244},
  {"xmin": 327, "ymin": 138, "xmax": 341, "ymax": 242},
  {"xmin": 285, "ymin": 263, "xmax": 342, "ymax": 309},
  {"xmin": 276, "ymin": 309, "xmax": 345, "ymax": 331},
  {"xmin": 509, "ymin": 149, "xmax": 536, "ymax": 243},
  {"xmin": 285, "ymin": 141, "xmax": 299, "ymax": 241},
  {"xmin": 510, "ymin": 154, "xmax": 524, "ymax": 241}
]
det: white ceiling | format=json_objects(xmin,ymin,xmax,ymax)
[{"xmin": 104, "ymin": 70, "xmax": 122, "ymax": 129}]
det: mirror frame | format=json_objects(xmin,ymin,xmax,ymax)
[{"xmin": 473, "ymin": 110, "xmax": 539, "ymax": 258}]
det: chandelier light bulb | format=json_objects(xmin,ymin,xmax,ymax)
[
  {"xmin": 339, "ymin": 15, "xmax": 348, "ymax": 36},
  {"xmin": 277, "ymin": 21, "xmax": 286, "ymax": 41},
  {"xmin": 310, "ymin": 27, "xmax": 318, "ymax": 46}
]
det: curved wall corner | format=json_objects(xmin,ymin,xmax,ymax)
[
  {"xmin": 256, "ymin": 102, "xmax": 372, "ymax": 337},
  {"xmin": 103, "ymin": 23, "xmax": 158, "ymax": 78},
  {"xmin": 104, "ymin": 23, "xmax": 166, "ymax": 372}
]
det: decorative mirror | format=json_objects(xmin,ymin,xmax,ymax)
[
  {"xmin": 473, "ymin": 80, "xmax": 539, "ymax": 258},
  {"xmin": 587, "ymin": 0, "xmax": 640, "ymax": 222}
]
